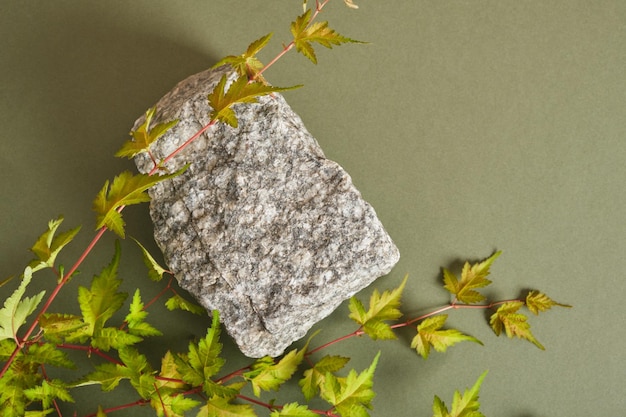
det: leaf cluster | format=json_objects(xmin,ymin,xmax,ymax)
[{"xmin": 348, "ymin": 251, "xmax": 570, "ymax": 358}]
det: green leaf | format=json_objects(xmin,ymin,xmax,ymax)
[
  {"xmin": 23, "ymin": 379, "xmax": 74, "ymax": 409},
  {"xmin": 432, "ymin": 371, "xmax": 488, "ymax": 417},
  {"xmin": 155, "ymin": 351, "xmax": 187, "ymax": 391},
  {"xmin": 490, "ymin": 301, "xmax": 544, "ymax": 349},
  {"xmin": 25, "ymin": 343, "xmax": 75, "ymax": 369},
  {"xmin": 25, "ymin": 410, "xmax": 55, "ymax": 417},
  {"xmin": 118, "ymin": 346, "xmax": 156, "ymax": 399},
  {"xmin": 213, "ymin": 33, "xmax": 273, "ymax": 82},
  {"xmin": 525, "ymin": 291, "xmax": 572, "ymax": 315},
  {"xmin": 176, "ymin": 312, "xmax": 224, "ymax": 392},
  {"xmin": 28, "ymin": 216, "xmax": 81, "ymax": 273},
  {"xmin": 132, "ymin": 237, "xmax": 169, "ymax": 282},
  {"xmin": 207, "ymin": 74, "xmax": 301, "ymax": 128},
  {"xmin": 0, "ymin": 267, "xmax": 46, "ymax": 342},
  {"xmin": 39, "ymin": 313, "xmax": 86, "ymax": 344},
  {"xmin": 245, "ymin": 341, "xmax": 307, "ymax": 397},
  {"xmin": 443, "ymin": 252, "xmax": 500, "ymax": 304},
  {"xmin": 199, "ymin": 395, "xmax": 257, "ymax": 417},
  {"xmin": 348, "ymin": 275, "xmax": 407, "ymax": 340},
  {"xmin": 299, "ymin": 355, "xmax": 350, "ymax": 401},
  {"xmin": 270, "ymin": 402, "xmax": 317, "ymax": 417},
  {"xmin": 74, "ymin": 362, "xmax": 126, "ymax": 391},
  {"xmin": 411, "ymin": 315, "xmax": 483, "ymax": 359},
  {"xmin": 165, "ymin": 294, "xmax": 205, "ymax": 315},
  {"xmin": 320, "ymin": 352, "xmax": 380, "ymax": 417},
  {"xmin": 77, "ymin": 242, "xmax": 127, "ymax": 337},
  {"xmin": 116, "ymin": 106, "xmax": 179, "ymax": 159},
  {"xmin": 125, "ymin": 289, "xmax": 162, "ymax": 337},
  {"xmin": 290, "ymin": 9, "xmax": 364, "ymax": 64},
  {"xmin": 150, "ymin": 392, "xmax": 201, "ymax": 417},
  {"xmin": 91, "ymin": 327, "xmax": 143, "ymax": 351},
  {"xmin": 93, "ymin": 167, "xmax": 186, "ymax": 238}
]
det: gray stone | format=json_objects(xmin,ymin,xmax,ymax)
[{"xmin": 133, "ymin": 66, "xmax": 400, "ymax": 357}]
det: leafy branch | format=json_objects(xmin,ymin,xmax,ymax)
[{"xmin": 0, "ymin": 1, "xmax": 572, "ymax": 416}]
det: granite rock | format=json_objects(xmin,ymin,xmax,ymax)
[{"xmin": 133, "ymin": 66, "xmax": 400, "ymax": 357}]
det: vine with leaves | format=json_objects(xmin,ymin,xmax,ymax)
[{"xmin": 0, "ymin": 1, "xmax": 570, "ymax": 416}]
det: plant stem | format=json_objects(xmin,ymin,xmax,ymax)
[
  {"xmin": 253, "ymin": 0, "xmax": 331, "ymax": 81},
  {"xmin": 0, "ymin": 226, "xmax": 109, "ymax": 379}
]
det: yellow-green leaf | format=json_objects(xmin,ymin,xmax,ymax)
[
  {"xmin": 348, "ymin": 275, "xmax": 407, "ymax": 340},
  {"xmin": 489, "ymin": 302, "xmax": 544, "ymax": 349},
  {"xmin": 131, "ymin": 237, "xmax": 169, "ymax": 282},
  {"xmin": 93, "ymin": 167, "xmax": 186, "ymax": 238},
  {"xmin": 432, "ymin": 371, "xmax": 488, "ymax": 417},
  {"xmin": 165, "ymin": 294, "xmax": 205, "ymax": 315},
  {"xmin": 199, "ymin": 395, "xmax": 256, "ymax": 417},
  {"xmin": 28, "ymin": 216, "xmax": 81, "ymax": 273},
  {"xmin": 443, "ymin": 252, "xmax": 500, "ymax": 304},
  {"xmin": 207, "ymin": 74, "xmax": 301, "ymax": 128},
  {"xmin": 290, "ymin": 9, "xmax": 364, "ymax": 64},
  {"xmin": 213, "ymin": 33, "xmax": 273, "ymax": 82},
  {"xmin": 270, "ymin": 402, "xmax": 317, "ymax": 417},
  {"xmin": 525, "ymin": 291, "xmax": 572, "ymax": 315},
  {"xmin": 116, "ymin": 106, "xmax": 179, "ymax": 159},
  {"xmin": 77, "ymin": 242, "xmax": 127, "ymax": 336},
  {"xmin": 320, "ymin": 351, "xmax": 380, "ymax": 417},
  {"xmin": 0, "ymin": 267, "xmax": 45, "ymax": 342},
  {"xmin": 245, "ymin": 341, "xmax": 308, "ymax": 397},
  {"xmin": 299, "ymin": 355, "xmax": 350, "ymax": 401},
  {"xmin": 411, "ymin": 315, "xmax": 483, "ymax": 359}
]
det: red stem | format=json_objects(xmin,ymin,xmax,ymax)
[{"xmin": 84, "ymin": 399, "xmax": 149, "ymax": 417}]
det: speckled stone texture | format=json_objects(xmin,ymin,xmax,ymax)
[{"xmin": 133, "ymin": 66, "xmax": 400, "ymax": 357}]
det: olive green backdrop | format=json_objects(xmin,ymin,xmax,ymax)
[{"xmin": 1, "ymin": 1, "xmax": 624, "ymax": 416}]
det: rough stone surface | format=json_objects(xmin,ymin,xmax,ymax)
[{"xmin": 133, "ymin": 66, "xmax": 400, "ymax": 357}]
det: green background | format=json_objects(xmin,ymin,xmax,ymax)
[{"xmin": 1, "ymin": 1, "xmax": 625, "ymax": 415}]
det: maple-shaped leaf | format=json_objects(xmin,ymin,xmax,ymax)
[
  {"xmin": 213, "ymin": 33, "xmax": 273, "ymax": 82},
  {"xmin": 0, "ymin": 368, "xmax": 27, "ymax": 417},
  {"xmin": 0, "ymin": 267, "xmax": 46, "ymax": 342},
  {"xmin": 299, "ymin": 355, "xmax": 350, "ymax": 401},
  {"xmin": 23, "ymin": 379, "xmax": 74, "ymax": 409},
  {"xmin": 489, "ymin": 302, "xmax": 544, "ymax": 349},
  {"xmin": 77, "ymin": 242, "xmax": 127, "ymax": 337},
  {"xmin": 26, "ymin": 342, "xmax": 75, "ymax": 369},
  {"xmin": 290, "ymin": 9, "xmax": 364, "ymax": 64},
  {"xmin": 432, "ymin": 371, "xmax": 488, "ymax": 417},
  {"xmin": 155, "ymin": 351, "xmax": 187, "ymax": 392},
  {"xmin": 348, "ymin": 275, "xmax": 407, "ymax": 340},
  {"xmin": 198, "ymin": 395, "xmax": 256, "ymax": 417},
  {"xmin": 320, "ymin": 351, "xmax": 380, "ymax": 417},
  {"xmin": 39, "ymin": 313, "xmax": 87, "ymax": 344},
  {"xmin": 150, "ymin": 391, "xmax": 201, "ymax": 417},
  {"xmin": 116, "ymin": 106, "xmax": 179, "ymax": 159},
  {"xmin": 93, "ymin": 167, "xmax": 186, "ymax": 238},
  {"xmin": 208, "ymin": 73, "xmax": 301, "ymax": 128},
  {"xmin": 443, "ymin": 252, "xmax": 501, "ymax": 304},
  {"xmin": 74, "ymin": 362, "xmax": 126, "ymax": 391},
  {"xmin": 90, "ymin": 327, "xmax": 143, "ymax": 351},
  {"xmin": 165, "ymin": 294, "xmax": 205, "ymax": 315},
  {"xmin": 411, "ymin": 315, "xmax": 483, "ymax": 359},
  {"xmin": 270, "ymin": 402, "xmax": 317, "ymax": 417},
  {"xmin": 125, "ymin": 289, "xmax": 162, "ymax": 337},
  {"xmin": 117, "ymin": 346, "xmax": 156, "ymax": 399},
  {"xmin": 245, "ymin": 340, "xmax": 309, "ymax": 397},
  {"xmin": 132, "ymin": 237, "xmax": 169, "ymax": 282},
  {"xmin": 176, "ymin": 312, "xmax": 224, "ymax": 391},
  {"xmin": 525, "ymin": 291, "xmax": 572, "ymax": 315},
  {"xmin": 28, "ymin": 216, "xmax": 81, "ymax": 273}
]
